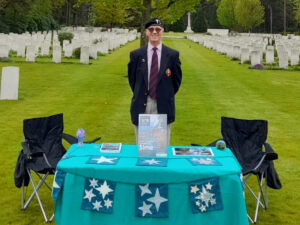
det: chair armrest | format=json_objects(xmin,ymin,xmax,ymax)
[
  {"xmin": 62, "ymin": 133, "xmax": 77, "ymax": 145},
  {"xmin": 263, "ymin": 142, "xmax": 278, "ymax": 160},
  {"xmin": 85, "ymin": 137, "xmax": 101, "ymax": 144}
]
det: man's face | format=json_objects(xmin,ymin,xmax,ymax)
[{"xmin": 146, "ymin": 26, "xmax": 163, "ymax": 45}]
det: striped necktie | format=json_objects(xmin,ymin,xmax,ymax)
[{"xmin": 149, "ymin": 47, "xmax": 159, "ymax": 99}]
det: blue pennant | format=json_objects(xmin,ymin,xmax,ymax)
[
  {"xmin": 86, "ymin": 156, "xmax": 119, "ymax": 165},
  {"xmin": 188, "ymin": 157, "xmax": 222, "ymax": 166},
  {"xmin": 81, "ymin": 178, "xmax": 116, "ymax": 214},
  {"xmin": 188, "ymin": 177, "xmax": 223, "ymax": 213},
  {"xmin": 135, "ymin": 183, "xmax": 168, "ymax": 218},
  {"xmin": 136, "ymin": 157, "xmax": 168, "ymax": 167},
  {"xmin": 52, "ymin": 169, "xmax": 66, "ymax": 202}
]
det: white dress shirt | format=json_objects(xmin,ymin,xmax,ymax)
[{"xmin": 147, "ymin": 42, "xmax": 162, "ymax": 89}]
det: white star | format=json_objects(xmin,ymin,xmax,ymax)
[
  {"xmin": 96, "ymin": 181, "xmax": 114, "ymax": 199},
  {"xmin": 192, "ymin": 158, "xmax": 213, "ymax": 165},
  {"xmin": 205, "ymin": 182, "xmax": 213, "ymax": 190},
  {"xmin": 92, "ymin": 200, "xmax": 102, "ymax": 211},
  {"xmin": 138, "ymin": 201, "xmax": 153, "ymax": 216},
  {"xmin": 190, "ymin": 185, "xmax": 199, "ymax": 194},
  {"xmin": 104, "ymin": 198, "xmax": 113, "ymax": 209},
  {"xmin": 196, "ymin": 186, "xmax": 215, "ymax": 207},
  {"xmin": 92, "ymin": 156, "xmax": 117, "ymax": 164},
  {"xmin": 210, "ymin": 198, "xmax": 216, "ymax": 205},
  {"xmin": 200, "ymin": 205, "xmax": 206, "ymax": 212},
  {"xmin": 89, "ymin": 178, "xmax": 98, "ymax": 188},
  {"xmin": 143, "ymin": 158, "xmax": 160, "ymax": 165},
  {"xmin": 83, "ymin": 189, "xmax": 96, "ymax": 202},
  {"xmin": 139, "ymin": 183, "xmax": 152, "ymax": 196},
  {"xmin": 147, "ymin": 188, "xmax": 168, "ymax": 212},
  {"xmin": 196, "ymin": 201, "xmax": 201, "ymax": 206},
  {"xmin": 52, "ymin": 180, "xmax": 60, "ymax": 189}
]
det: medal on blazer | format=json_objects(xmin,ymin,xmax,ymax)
[{"xmin": 166, "ymin": 68, "xmax": 171, "ymax": 77}]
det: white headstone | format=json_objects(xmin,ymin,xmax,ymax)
[
  {"xmin": 250, "ymin": 51, "xmax": 261, "ymax": 66},
  {"xmin": 265, "ymin": 46, "xmax": 274, "ymax": 64},
  {"xmin": 278, "ymin": 51, "xmax": 288, "ymax": 69},
  {"xmin": 64, "ymin": 43, "xmax": 73, "ymax": 58},
  {"xmin": 80, "ymin": 46, "xmax": 89, "ymax": 64},
  {"xmin": 52, "ymin": 45, "xmax": 61, "ymax": 63},
  {"xmin": 290, "ymin": 49, "xmax": 299, "ymax": 66},
  {"xmin": 0, "ymin": 44, "xmax": 9, "ymax": 58},
  {"xmin": 0, "ymin": 67, "xmax": 19, "ymax": 100},
  {"xmin": 26, "ymin": 45, "xmax": 36, "ymax": 62},
  {"xmin": 241, "ymin": 48, "xmax": 250, "ymax": 64}
]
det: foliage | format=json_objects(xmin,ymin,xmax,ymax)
[
  {"xmin": 73, "ymin": 47, "xmax": 81, "ymax": 58},
  {"xmin": 295, "ymin": 0, "xmax": 300, "ymax": 24},
  {"xmin": 58, "ymin": 32, "xmax": 74, "ymax": 45},
  {"xmin": 234, "ymin": 0, "xmax": 264, "ymax": 32},
  {"xmin": 217, "ymin": 0, "xmax": 237, "ymax": 30},
  {"xmin": 93, "ymin": 0, "xmax": 126, "ymax": 27}
]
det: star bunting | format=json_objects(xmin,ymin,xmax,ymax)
[
  {"xmin": 81, "ymin": 178, "xmax": 116, "ymax": 214},
  {"xmin": 189, "ymin": 177, "xmax": 223, "ymax": 213},
  {"xmin": 86, "ymin": 156, "xmax": 119, "ymax": 165},
  {"xmin": 188, "ymin": 157, "xmax": 222, "ymax": 166},
  {"xmin": 136, "ymin": 157, "xmax": 168, "ymax": 167},
  {"xmin": 51, "ymin": 169, "xmax": 66, "ymax": 202},
  {"xmin": 136, "ymin": 183, "xmax": 168, "ymax": 218}
]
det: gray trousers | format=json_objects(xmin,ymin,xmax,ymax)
[{"xmin": 135, "ymin": 96, "xmax": 171, "ymax": 145}]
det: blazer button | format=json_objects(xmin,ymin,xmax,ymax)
[
  {"xmin": 144, "ymin": 103, "xmax": 147, "ymax": 106},
  {"xmin": 145, "ymin": 92, "xmax": 147, "ymax": 96}
]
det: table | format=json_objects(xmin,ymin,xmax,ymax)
[{"xmin": 54, "ymin": 144, "xmax": 249, "ymax": 225}]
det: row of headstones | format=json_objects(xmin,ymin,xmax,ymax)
[
  {"xmin": 187, "ymin": 34, "xmax": 300, "ymax": 69},
  {"xmin": 0, "ymin": 29, "xmax": 139, "ymax": 64}
]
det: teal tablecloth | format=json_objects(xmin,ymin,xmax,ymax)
[{"xmin": 54, "ymin": 144, "xmax": 249, "ymax": 225}]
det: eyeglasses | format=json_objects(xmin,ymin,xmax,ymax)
[{"xmin": 148, "ymin": 27, "xmax": 162, "ymax": 33}]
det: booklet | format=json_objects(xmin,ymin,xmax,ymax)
[
  {"xmin": 100, "ymin": 143, "xmax": 122, "ymax": 153},
  {"xmin": 172, "ymin": 147, "xmax": 214, "ymax": 156}
]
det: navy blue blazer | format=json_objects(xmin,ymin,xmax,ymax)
[{"xmin": 128, "ymin": 44, "xmax": 182, "ymax": 126}]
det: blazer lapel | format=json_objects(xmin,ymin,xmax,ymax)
[
  {"xmin": 141, "ymin": 45, "xmax": 148, "ymax": 88},
  {"xmin": 158, "ymin": 44, "xmax": 168, "ymax": 84}
]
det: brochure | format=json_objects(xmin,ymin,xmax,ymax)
[
  {"xmin": 100, "ymin": 143, "xmax": 122, "ymax": 153},
  {"xmin": 172, "ymin": 147, "xmax": 214, "ymax": 156}
]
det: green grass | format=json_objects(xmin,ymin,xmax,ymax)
[{"xmin": 0, "ymin": 38, "xmax": 299, "ymax": 224}]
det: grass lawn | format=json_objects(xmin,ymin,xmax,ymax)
[{"xmin": 0, "ymin": 37, "xmax": 299, "ymax": 224}]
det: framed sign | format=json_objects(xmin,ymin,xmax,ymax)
[{"xmin": 138, "ymin": 114, "xmax": 167, "ymax": 157}]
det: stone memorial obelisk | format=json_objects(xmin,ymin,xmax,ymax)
[{"xmin": 184, "ymin": 12, "xmax": 194, "ymax": 33}]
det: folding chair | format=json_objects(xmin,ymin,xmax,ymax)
[
  {"xmin": 14, "ymin": 113, "xmax": 100, "ymax": 222},
  {"xmin": 191, "ymin": 116, "xmax": 281, "ymax": 223},
  {"xmin": 219, "ymin": 117, "xmax": 281, "ymax": 224}
]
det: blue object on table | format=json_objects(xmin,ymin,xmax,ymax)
[
  {"xmin": 54, "ymin": 144, "xmax": 249, "ymax": 225},
  {"xmin": 76, "ymin": 128, "xmax": 85, "ymax": 147}
]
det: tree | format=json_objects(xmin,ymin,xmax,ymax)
[
  {"xmin": 295, "ymin": 0, "xmax": 300, "ymax": 24},
  {"xmin": 234, "ymin": 0, "xmax": 264, "ymax": 32},
  {"xmin": 216, "ymin": 0, "xmax": 237, "ymax": 30}
]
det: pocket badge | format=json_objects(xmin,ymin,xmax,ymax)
[{"xmin": 166, "ymin": 68, "xmax": 171, "ymax": 77}]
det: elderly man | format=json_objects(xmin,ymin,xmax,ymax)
[{"xmin": 128, "ymin": 17, "xmax": 182, "ymax": 144}]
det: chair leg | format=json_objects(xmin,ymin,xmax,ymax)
[{"xmin": 22, "ymin": 169, "xmax": 51, "ymax": 222}]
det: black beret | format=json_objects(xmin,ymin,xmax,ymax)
[{"xmin": 145, "ymin": 18, "xmax": 164, "ymax": 29}]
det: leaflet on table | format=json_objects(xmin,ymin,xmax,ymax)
[
  {"xmin": 138, "ymin": 114, "xmax": 168, "ymax": 157},
  {"xmin": 172, "ymin": 147, "xmax": 214, "ymax": 156},
  {"xmin": 100, "ymin": 143, "xmax": 122, "ymax": 153}
]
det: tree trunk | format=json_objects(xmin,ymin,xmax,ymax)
[
  {"xmin": 269, "ymin": 4, "xmax": 273, "ymax": 33},
  {"xmin": 140, "ymin": 0, "xmax": 151, "ymax": 47},
  {"xmin": 283, "ymin": 0, "xmax": 286, "ymax": 32}
]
